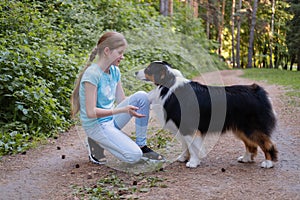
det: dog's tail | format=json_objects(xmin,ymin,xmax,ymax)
[
  {"xmin": 251, "ymin": 84, "xmax": 278, "ymax": 162},
  {"xmin": 252, "ymin": 84, "xmax": 277, "ymax": 136}
]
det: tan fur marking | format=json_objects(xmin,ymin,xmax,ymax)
[
  {"xmin": 233, "ymin": 130, "xmax": 257, "ymax": 147},
  {"xmin": 233, "ymin": 130, "xmax": 258, "ymax": 160},
  {"xmin": 145, "ymin": 74, "xmax": 155, "ymax": 82},
  {"xmin": 194, "ymin": 130, "xmax": 202, "ymax": 137},
  {"xmin": 247, "ymin": 145, "xmax": 258, "ymax": 160}
]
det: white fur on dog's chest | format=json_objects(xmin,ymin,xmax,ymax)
[
  {"xmin": 148, "ymin": 87, "xmax": 180, "ymax": 133},
  {"xmin": 148, "ymin": 87, "xmax": 166, "ymax": 127}
]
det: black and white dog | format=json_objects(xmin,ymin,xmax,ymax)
[{"xmin": 136, "ymin": 61, "xmax": 278, "ymax": 168}]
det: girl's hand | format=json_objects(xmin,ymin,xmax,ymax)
[
  {"xmin": 113, "ymin": 105, "xmax": 145, "ymax": 118},
  {"xmin": 126, "ymin": 105, "xmax": 145, "ymax": 118}
]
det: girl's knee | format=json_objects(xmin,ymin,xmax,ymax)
[
  {"xmin": 134, "ymin": 91, "xmax": 150, "ymax": 106},
  {"xmin": 135, "ymin": 91, "xmax": 147, "ymax": 96},
  {"xmin": 136, "ymin": 91, "xmax": 148, "ymax": 100}
]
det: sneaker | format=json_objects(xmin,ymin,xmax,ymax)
[
  {"xmin": 89, "ymin": 154, "xmax": 107, "ymax": 165},
  {"xmin": 87, "ymin": 137, "xmax": 106, "ymax": 165},
  {"xmin": 141, "ymin": 145, "xmax": 165, "ymax": 162}
]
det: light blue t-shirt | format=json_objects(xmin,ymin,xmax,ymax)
[{"xmin": 79, "ymin": 63, "xmax": 121, "ymax": 128}]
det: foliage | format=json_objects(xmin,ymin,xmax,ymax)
[
  {"xmin": 73, "ymin": 172, "xmax": 166, "ymax": 199},
  {"xmin": 0, "ymin": 0, "xmax": 223, "ymax": 155},
  {"xmin": 0, "ymin": 0, "xmax": 79, "ymax": 155}
]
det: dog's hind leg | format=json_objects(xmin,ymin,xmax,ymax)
[
  {"xmin": 183, "ymin": 131, "xmax": 203, "ymax": 168},
  {"xmin": 234, "ymin": 131, "xmax": 258, "ymax": 163},
  {"xmin": 251, "ymin": 132, "xmax": 278, "ymax": 168},
  {"xmin": 238, "ymin": 141, "xmax": 258, "ymax": 163}
]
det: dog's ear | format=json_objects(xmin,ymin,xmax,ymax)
[
  {"xmin": 153, "ymin": 64, "xmax": 167, "ymax": 84},
  {"xmin": 159, "ymin": 68, "xmax": 167, "ymax": 80}
]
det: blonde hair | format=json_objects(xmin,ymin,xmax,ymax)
[{"xmin": 70, "ymin": 31, "xmax": 127, "ymax": 118}]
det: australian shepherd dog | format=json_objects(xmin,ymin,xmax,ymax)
[{"xmin": 136, "ymin": 61, "xmax": 278, "ymax": 168}]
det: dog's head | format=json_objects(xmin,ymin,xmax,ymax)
[{"xmin": 136, "ymin": 61, "xmax": 184, "ymax": 87}]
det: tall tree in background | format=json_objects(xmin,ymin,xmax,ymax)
[
  {"xmin": 231, "ymin": 0, "xmax": 236, "ymax": 67},
  {"xmin": 160, "ymin": 0, "xmax": 173, "ymax": 16},
  {"xmin": 193, "ymin": 0, "xmax": 199, "ymax": 18},
  {"xmin": 236, "ymin": 0, "xmax": 243, "ymax": 68},
  {"xmin": 218, "ymin": 0, "xmax": 226, "ymax": 56},
  {"xmin": 206, "ymin": 0, "xmax": 210, "ymax": 38},
  {"xmin": 169, "ymin": 0, "xmax": 173, "ymax": 16},
  {"xmin": 184, "ymin": 0, "xmax": 198, "ymax": 17},
  {"xmin": 247, "ymin": 0, "xmax": 258, "ymax": 68},
  {"xmin": 269, "ymin": 0, "xmax": 275, "ymax": 68},
  {"xmin": 160, "ymin": 0, "xmax": 169, "ymax": 16},
  {"xmin": 286, "ymin": 0, "xmax": 300, "ymax": 70}
]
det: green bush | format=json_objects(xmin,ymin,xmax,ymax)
[{"xmin": 0, "ymin": 0, "xmax": 81, "ymax": 154}]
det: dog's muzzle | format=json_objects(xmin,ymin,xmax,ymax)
[{"xmin": 135, "ymin": 69, "xmax": 149, "ymax": 81}]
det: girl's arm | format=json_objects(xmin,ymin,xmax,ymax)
[{"xmin": 84, "ymin": 82, "xmax": 144, "ymax": 118}]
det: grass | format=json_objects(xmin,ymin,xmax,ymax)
[{"xmin": 242, "ymin": 68, "xmax": 300, "ymax": 107}]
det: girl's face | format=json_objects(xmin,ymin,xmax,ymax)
[{"xmin": 109, "ymin": 45, "xmax": 126, "ymax": 66}]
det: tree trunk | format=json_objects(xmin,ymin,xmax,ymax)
[
  {"xmin": 236, "ymin": 0, "xmax": 242, "ymax": 68},
  {"xmin": 187, "ymin": 0, "xmax": 199, "ymax": 18},
  {"xmin": 290, "ymin": 55, "xmax": 295, "ymax": 70},
  {"xmin": 247, "ymin": 0, "xmax": 258, "ymax": 68},
  {"xmin": 274, "ymin": 37, "xmax": 279, "ymax": 68},
  {"xmin": 269, "ymin": 0, "xmax": 275, "ymax": 68},
  {"xmin": 231, "ymin": 0, "xmax": 236, "ymax": 68},
  {"xmin": 206, "ymin": 0, "xmax": 210, "ymax": 38},
  {"xmin": 193, "ymin": 0, "xmax": 198, "ymax": 18},
  {"xmin": 263, "ymin": 46, "xmax": 268, "ymax": 68},
  {"xmin": 169, "ymin": 0, "xmax": 173, "ymax": 16},
  {"xmin": 160, "ymin": 0, "xmax": 169, "ymax": 16},
  {"xmin": 218, "ymin": 0, "xmax": 226, "ymax": 56},
  {"xmin": 298, "ymin": 49, "xmax": 300, "ymax": 71}
]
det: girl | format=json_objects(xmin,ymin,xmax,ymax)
[{"xmin": 71, "ymin": 31, "xmax": 164, "ymax": 164}]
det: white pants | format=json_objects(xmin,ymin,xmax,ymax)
[{"xmin": 84, "ymin": 91, "xmax": 150, "ymax": 163}]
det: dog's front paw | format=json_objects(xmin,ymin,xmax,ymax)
[
  {"xmin": 237, "ymin": 152, "xmax": 254, "ymax": 163},
  {"xmin": 186, "ymin": 160, "xmax": 200, "ymax": 168},
  {"xmin": 261, "ymin": 160, "xmax": 274, "ymax": 168}
]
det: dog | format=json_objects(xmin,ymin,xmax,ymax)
[{"xmin": 136, "ymin": 61, "xmax": 278, "ymax": 168}]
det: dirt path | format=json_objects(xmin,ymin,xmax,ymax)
[{"xmin": 1, "ymin": 70, "xmax": 299, "ymax": 200}]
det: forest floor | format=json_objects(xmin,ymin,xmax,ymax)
[{"xmin": 0, "ymin": 70, "xmax": 299, "ymax": 200}]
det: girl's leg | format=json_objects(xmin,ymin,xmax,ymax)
[
  {"xmin": 85, "ymin": 121, "xmax": 142, "ymax": 164},
  {"xmin": 113, "ymin": 91, "xmax": 150, "ymax": 147},
  {"xmin": 113, "ymin": 91, "xmax": 164, "ymax": 161}
]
